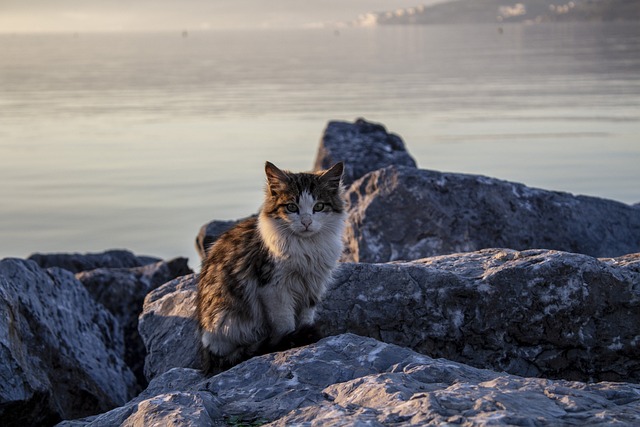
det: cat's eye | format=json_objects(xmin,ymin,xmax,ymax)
[
  {"xmin": 313, "ymin": 203, "xmax": 325, "ymax": 212},
  {"xmin": 286, "ymin": 203, "xmax": 299, "ymax": 213}
]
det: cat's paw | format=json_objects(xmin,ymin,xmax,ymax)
[{"xmin": 271, "ymin": 324, "xmax": 323, "ymax": 352}]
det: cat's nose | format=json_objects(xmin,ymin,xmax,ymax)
[{"xmin": 301, "ymin": 215, "xmax": 312, "ymax": 228}]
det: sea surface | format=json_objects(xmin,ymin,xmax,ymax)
[{"xmin": 1, "ymin": 22, "xmax": 639, "ymax": 266}]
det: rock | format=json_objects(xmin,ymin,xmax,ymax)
[
  {"xmin": 137, "ymin": 249, "xmax": 640, "ymax": 385},
  {"xmin": 344, "ymin": 166, "xmax": 640, "ymax": 262},
  {"xmin": 138, "ymin": 274, "xmax": 202, "ymax": 381},
  {"xmin": 195, "ymin": 216, "xmax": 254, "ymax": 259},
  {"xmin": 56, "ymin": 368, "xmax": 212, "ymax": 427},
  {"xmin": 55, "ymin": 334, "xmax": 640, "ymax": 426},
  {"xmin": 28, "ymin": 249, "xmax": 160, "ymax": 274},
  {"xmin": 77, "ymin": 258, "xmax": 191, "ymax": 323},
  {"xmin": 76, "ymin": 258, "xmax": 192, "ymax": 389},
  {"xmin": 0, "ymin": 259, "xmax": 136, "ymax": 426},
  {"xmin": 320, "ymin": 249, "xmax": 640, "ymax": 384},
  {"xmin": 313, "ymin": 118, "xmax": 417, "ymax": 186}
]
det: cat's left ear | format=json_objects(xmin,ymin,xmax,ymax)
[
  {"xmin": 320, "ymin": 162, "xmax": 344, "ymax": 190},
  {"xmin": 265, "ymin": 161, "xmax": 289, "ymax": 196}
]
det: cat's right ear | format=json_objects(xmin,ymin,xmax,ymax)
[
  {"xmin": 320, "ymin": 162, "xmax": 344, "ymax": 190},
  {"xmin": 265, "ymin": 161, "xmax": 289, "ymax": 196}
]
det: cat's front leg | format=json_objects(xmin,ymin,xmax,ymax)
[
  {"xmin": 261, "ymin": 287, "xmax": 297, "ymax": 345},
  {"xmin": 297, "ymin": 305, "xmax": 317, "ymax": 328},
  {"xmin": 268, "ymin": 308, "xmax": 296, "ymax": 344}
]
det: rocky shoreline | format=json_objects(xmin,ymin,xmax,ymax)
[{"xmin": 1, "ymin": 118, "xmax": 639, "ymax": 426}]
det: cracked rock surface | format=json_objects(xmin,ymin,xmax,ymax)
[
  {"xmin": 58, "ymin": 334, "xmax": 640, "ymax": 426},
  {"xmin": 0, "ymin": 259, "xmax": 137, "ymax": 426}
]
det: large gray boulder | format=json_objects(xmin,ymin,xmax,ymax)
[
  {"xmin": 0, "ymin": 259, "xmax": 136, "ymax": 426},
  {"xmin": 28, "ymin": 249, "xmax": 160, "ymax": 274},
  {"xmin": 76, "ymin": 258, "xmax": 191, "ymax": 388},
  {"xmin": 137, "ymin": 249, "xmax": 640, "ymax": 385},
  {"xmin": 320, "ymin": 249, "xmax": 640, "ymax": 384},
  {"xmin": 57, "ymin": 334, "xmax": 640, "ymax": 426},
  {"xmin": 345, "ymin": 166, "xmax": 640, "ymax": 262},
  {"xmin": 313, "ymin": 118, "xmax": 417, "ymax": 186}
]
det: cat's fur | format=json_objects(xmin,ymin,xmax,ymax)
[{"xmin": 196, "ymin": 161, "xmax": 346, "ymax": 374}]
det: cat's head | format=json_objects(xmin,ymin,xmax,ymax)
[{"xmin": 262, "ymin": 161, "xmax": 345, "ymax": 238}]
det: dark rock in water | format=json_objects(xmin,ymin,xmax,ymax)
[
  {"xmin": 138, "ymin": 274, "xmax": 202, "ymax": 381},
  {"xmin": 195, "ymin": 216, "xmax": 255, "ymax": 259},
  {"xmin": 28, "ymin": 249, "xmax": 160, "ymax": 274},
  {"xmin": 345, "ymin": 166, "xmax": 640, "ymax": 262},
  {"xmin": 76, "ymin": 257, "xmax": 191, "ymax": 390},
  {"xmin": 57, "ymin": 334, "xmax": 640, "ymax": 426},
  {"xmin": 313, "ymin": 118, "xmax": 417, "ymax": 186},
  {"xmin": 0, "ymin": 259, "xmax": 136, "ymax": 426},
  {"xmin": 137, "ymin": 249, "xmax": 640, "ymax": 385}
]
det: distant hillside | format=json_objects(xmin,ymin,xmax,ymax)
[{"xmin": 353, "ymin": 0, "xmax": 640, "ymax": 25}]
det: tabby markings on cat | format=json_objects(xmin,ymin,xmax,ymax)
[{"xmin": 196, "ymin": 161, "xmax": 346, "ymax": 373}]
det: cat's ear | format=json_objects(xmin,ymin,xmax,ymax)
[
  {"xmin": 265, "ymin": 161, "xmax": 289, "ymax": 196},
  {"xmin": 320, "ymin": 162, "xmax": 344, "ymax": 190}
]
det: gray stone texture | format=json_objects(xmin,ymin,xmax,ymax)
[
  {"xmin": 320, "ymin": 249, "xmax": 640, "ymax": 384},
  {"xmin": 138, "ymin": 274, "xmax": 203, "ymax": 381},
  {"xmin": 28, "ymin": 249, "xmax": 160, "ymax": 274},
  {"xmin": 76, "ymin": 257, "xmax": 191, "ymax": 388},
  {"xmin": 56, "ymin": 334, "xmax": 640, "ymax": 427},
  {"xmin": 344, "ymin": 165, "xmax": 640, "ymax": 262},
  {"xmin": 313, "ymin": 118, "xmax": 417, "ymax": 186},
  {"xmin": 0, "ymin": 259, "xmax": 136, "ymax": 426}
]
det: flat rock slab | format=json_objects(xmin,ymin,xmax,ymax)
[
  {"xmin": 58, "ymin": 334, "xmax": 640, "ymax": 426},
  {"xmin": 319, "ymin": 249, "xmax": 640, "ymax": 384},
  {"xmin": 344, "ymin": 166, "xmax": 640, "ymax": 262}
]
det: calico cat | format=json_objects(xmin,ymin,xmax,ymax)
[{"xmin": 196, "ymin": 161, "xmax": 346, "ymax": 374}]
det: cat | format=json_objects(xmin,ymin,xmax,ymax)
[{"xmin": 196, "ymin": 161, "xmax": 346, "ymax": 374}]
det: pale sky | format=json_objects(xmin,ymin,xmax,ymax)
[{"xmin": 0, "ymin": 0, "xmax": 450, "ymax": 33}]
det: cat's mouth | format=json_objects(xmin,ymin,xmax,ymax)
[{"xmin": 297, "ymin": 228, "xmax": 316, "ymax": 236}]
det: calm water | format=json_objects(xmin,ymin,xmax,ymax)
[{"xmin": 1, "ymin": 23, "xmax": 639, "ymax": 266}]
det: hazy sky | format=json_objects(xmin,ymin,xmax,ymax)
[{"xmin": 0, "ymin": 0, "xmax": 450, "ymax": 33}]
